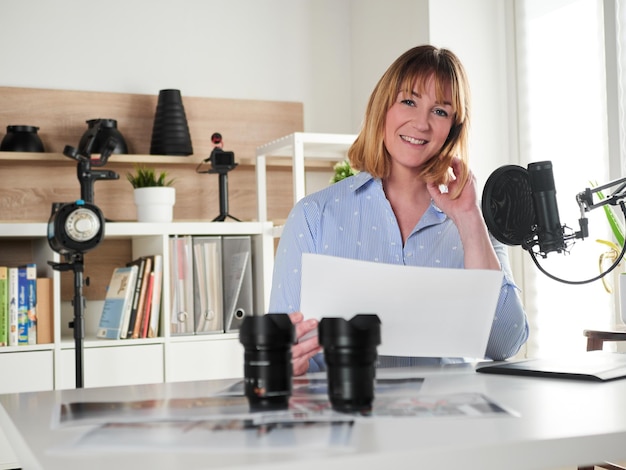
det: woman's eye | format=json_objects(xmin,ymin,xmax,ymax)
[
  {"xmin": 401, "ymin": 99, "xmax": 416, "ymax": 107},
  {"xmin": 434, "ymin": 108, "xmax": 449, "ymax": 117}
]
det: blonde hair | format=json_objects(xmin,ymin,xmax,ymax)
[{"xmin": 348, "ymin": 45, "xmax": 471, "ymax": 198}]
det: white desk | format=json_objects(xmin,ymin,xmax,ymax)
[{"xmin": 2, "ymin": 363, "xmax": 626, "ymax": 470}]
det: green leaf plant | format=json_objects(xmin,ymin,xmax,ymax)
[
  {"xmin": 126, "ymin": 165, "xmax": 175, "ymax": 189},
  {"xmin": 591, "ymin": 181, "xmax": 625, "ymax": 293},
  {"xmin": 330, "ymin": 160, "xmax": 358, "ymax": 184}
]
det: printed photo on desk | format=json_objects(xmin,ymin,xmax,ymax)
[
  {"xmin": 55, "ymin": 376, "xmax": 512, "ymax": 428},
  {"xmin": 50, "ymin": 385, "xmax": 513, "ymax": 455},
  {"xmin": 52, "ymin": 418, "xmax": 356, "ymax": 454}
]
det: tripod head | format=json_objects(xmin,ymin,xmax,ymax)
[{"xmin": 63, "ymin": 119, "xmax": 120, "ymax": 204}]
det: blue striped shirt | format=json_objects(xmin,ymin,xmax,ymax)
[{"xmin": 269, "ymin": 171, "xmax": 529, "ymax": 371}]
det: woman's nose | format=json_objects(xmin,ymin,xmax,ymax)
[{"xmin": 410, "ymin": 108, "xmax": 430, "ymax": 130}]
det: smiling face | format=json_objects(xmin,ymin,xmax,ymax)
[{"xmin": 383, "ymin": 75, "xmax": 455, "ymax": 173}]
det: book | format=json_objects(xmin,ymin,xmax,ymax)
[
  {"xmin": 140, "ymin": 272, "xmax": 155, "ymax": 338},
  {"xmin": 131, "ymin": 256, "xmax": 152, "ymax": 339},
  {"xmin": 0, "ymin": 267, "xmax": 7, "ymax": 346},
  {"xmin": 193, "ymin": 237, "xmax": 223, "ymax": 334},
  {"xmin": 222, "ymin": 236, "xmax": 254, "ymax": 332},
  {"xmin": 169, "ymin": 236, "xmax": 194, "ymax": 335},
  {"xmin": 123, "ymin": 257, "xmax": 146, "ymax": 339},
  {"xmin": 36, "ymin": 278, "xmax": 53, "ymax": 344},
  {"xmin": 96, "ymin": 266, "xmax": 139, "ymax": 340},
  {"xmin": 147, "ymin": 254, "xmax": 163, "ymax": 339},
  {"xmin": 7, "ymin": 267, "xmax": 18, "ymax": 346},
  {"xmin": 22, "ymin": 263, "xmax": 37, "ymax": 345},
  {"xmin": 17, "ymin": 266, "xmax": 29, "ymax": 345}
]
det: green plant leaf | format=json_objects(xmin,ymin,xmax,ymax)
[
  {"xmin": 127, "ymin": 165, "xmax": 175, "ymax": 188},
  {"xmin": 591, "ymin": 181, "xmax": 625, "ymax": 248},
  {"xmin": 330, "ymin": 160, "xmax": 358, "ymax": 184}
]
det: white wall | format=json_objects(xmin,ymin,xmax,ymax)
[
  {"xmin": 0, "ymin": 0, "xmax": 513, "ymax": 166},
  {"xmin": 0, "ymin": 0, "xmax": 354, "ymax": 133},
  {"xmin": 349, "ymin": 0, "xmax": 431, "ymax": 132},
  {"xmin": 429, "ymin": 0, "xmax": 518, "ymax": 186}
]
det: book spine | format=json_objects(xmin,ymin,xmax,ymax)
[
  {"xmin": 140, "ymin": 272, "xmax": 155, "ymax": 338},
  {"xmin": 24, "ymin": 264, "xmax": 37, "ymax": 345},
  {"xmin": 124, "ymin": 258, "xmax": 145, "ymax": 339},
  {"xmin": 17, "ymin": 266, "xmax": 29, "ymax": 345},
  {"xmin": 36, "ymin": 278, "xmax": 53, "ymax": 344},
  {"xmin": 8, "ymin": 268, "xmax": 18, "ymax": 346},
  {"xmin": 131, "ymin": 257, "xmax": 152, "ymax": 339},
  {"xmin": 148, "ymin": 254, "xmax": 163, "ymax": 338},
  {"xmin": 0, "ymin": 267, "xmax": 8, "ymax": 346}
]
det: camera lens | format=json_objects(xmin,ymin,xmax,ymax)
[
  {"xmin": 318, "ymin": 314, "xmax": 381, "ymax": 413},
  {"xmin": 239, "ymin": 314, "xmax": 295, "ymax": 412}
]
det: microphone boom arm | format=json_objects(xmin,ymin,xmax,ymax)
[
  {"xmin": 577, "ymin": 176, "xmax": 626, "ymax": 212},
  {"xmin": 530, "ymin": 176, "xmax": 626, "ymax": 284}
]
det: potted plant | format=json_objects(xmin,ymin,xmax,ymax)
[
  {"xmin": 127, "ymin": 165, "xmax": 176, "ymax": 223},
  {"xmin": 329, "ymin": 160, "xmax": 358, "ymax": 184}
]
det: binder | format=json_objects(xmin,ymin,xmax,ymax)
[
  {"xmin": 169, "ymin": 235, "xmax": 195, "ymax": 335},
  {"xmin": 221, "ymin": 235, "xmax": 254, "ymax": 332},
  {"xmin": 192, "ymin": 236, "xmax": 224, "ymax": 334}
]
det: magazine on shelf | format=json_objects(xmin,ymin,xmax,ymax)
[{"xmin": 96, "ymin": 266, "xmax": 139, "ymax": 340}]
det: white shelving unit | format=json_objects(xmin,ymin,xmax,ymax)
[
  {"xmin": 1, "ymin": 132, "xmax": 358, "ymax": 394},
  {"xmin": 0, "ymin": 220, "xmax": 275, "ymax": 393},
  {"xmin": 255, "ymin": 132, "xmax": 357, "ymax": 226}
]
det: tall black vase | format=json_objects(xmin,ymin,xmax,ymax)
[{"xmin": 150, "ymin": 89, "xmax": 193, "ymax": 156}]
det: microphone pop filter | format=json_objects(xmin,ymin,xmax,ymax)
[{"xmin": 481, "ymin": 165, "xmax": 535, "ymax": 246}]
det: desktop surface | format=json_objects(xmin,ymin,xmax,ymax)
[{"xmin": 2, "ymin": 362, "xmax": 626, "ymax": 470}]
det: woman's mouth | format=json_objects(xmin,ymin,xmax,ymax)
[{"xmin": 400, "ymin": 135, "xmax": 426, "ymax": 145}]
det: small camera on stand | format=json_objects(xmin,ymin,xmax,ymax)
[
  {"xmin": 196, "ymin": 132, "xmax": 241, "ymax": 221},
  {"xmin": 210, "ymin": 147, "xmax": 237, "ymax": 172}
]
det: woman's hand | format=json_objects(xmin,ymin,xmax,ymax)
[
  {"xmin": 427, "ymin": 157, "xmax": 500, "ymax": 271},
  {"xmin": 289, "ymin": 312, "xmax": 322, "ymax": 376},
  {"xmin": 427, "ymin": 156, "xmax": 479, "ymax": 221}
]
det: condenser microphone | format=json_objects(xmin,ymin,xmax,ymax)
[
  {"xmin": 482, "ymin": 160, "xmax": 626, "ymax": 284},
  {"xmin": 481, "ymin": 160, "xmax": 574, "ymax": 258},
  {"xmin": 527, "ymin": 161, "xmax": 566, "ymax": 255}
]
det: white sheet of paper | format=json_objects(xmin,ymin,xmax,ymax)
[{"xmin": 300, "ymin": 254, "xmax": 503, "ymax": 359}]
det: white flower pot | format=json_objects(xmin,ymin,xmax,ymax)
[{"xmin": 133, "ymin": 187, "xmax": 176, "ymax": 223}]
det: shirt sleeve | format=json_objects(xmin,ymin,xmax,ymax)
[
  {"xmin": 484, "ymin": 235, "xmax": 529, "ymax": 360},
  {"xmin": 268, "ymin": 199, "xmax": 318, "ymax": 314}
]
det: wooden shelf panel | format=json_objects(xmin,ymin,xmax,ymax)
[
  {"xmin": 0, "ymin": 86, "xmax": 303, "ymax": 161},
  {"xmin": 0, "ymin": 151, "xmax": 337, "ymax": 169}
]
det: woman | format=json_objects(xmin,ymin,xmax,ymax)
[{"xmin": 269, "ymin": 45, "xmax": 529, "ymax": 375}]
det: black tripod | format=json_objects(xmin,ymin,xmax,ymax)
[
  {"xmin": 210, "ymin": 167, "xmax": 241, "ymax": 222},
  {"xmin": 47, "ymin": 122, "xmax": 113, "ymax": 388},
  {"xmin": 196, "ymin": 137, "xmax": 241, "ymax": 222},
  {"xmin": 49, "ymin": 255, "xmax": 88, "ymax": 388}
]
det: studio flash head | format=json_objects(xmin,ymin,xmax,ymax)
[{"xmin": 47, "ymin": 200, "xmax": 105, "ymax": 258}]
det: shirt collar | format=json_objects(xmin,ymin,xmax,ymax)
[
  {"xmin": 351, "ymin": 171, "xmax": 447, "ymax": 217},
  {"xmin": 352, "ymin": 172, "xmax": 447, "ymax": 222}
]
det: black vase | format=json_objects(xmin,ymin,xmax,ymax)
[
  {"xmin": 78, "ymin": 119, "xmax": 129, "ymax": 155},
  {"xmin": 0, "ymin": 125, "xmax": 45, "ymax": 152},
  {"xmin": 150, "ymin": 89, "xmax": 193, "ymax": 156}
]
